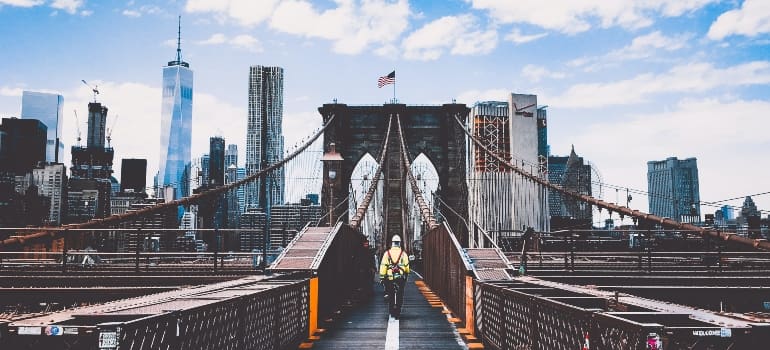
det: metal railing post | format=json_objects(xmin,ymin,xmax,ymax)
[
  {"xmin": 563, "ymin": 235, "xmax": 569, "ymax": 270},
  {"xmin": 647, "ymin": 231, "xmax": 653, "ymax": 273},
  {"xmin": 717, "ymin": 230, "xmax": 723, "ymax": 272},
  {"xmin": 638, "ymin": 231, "xmax": 643, "ymax": 270},
  {"xmin": 214, "ymin": 229, "xmax": 219, "ymax": 273},
  {"xmin": 570, "ymin": 235, "xmax": 575, "ymax": 271},
  {"xmin": 135, "ymin": 228, "xmax": 141, "ymax": 273},
  {"xmin": 62, "ymin": 229, "xmax": 68, "ymax": 273}
]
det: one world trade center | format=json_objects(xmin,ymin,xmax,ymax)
[{"xmin": 158, "ymin": 16, "xmax": 192, "ymax": 204}]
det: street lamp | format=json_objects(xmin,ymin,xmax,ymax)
[{"xmin": 322, "ymin": 143, "xmax": 344, "ymax": 227}]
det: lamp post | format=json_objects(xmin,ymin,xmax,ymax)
[{"xmin": 322, "ymin": 143, "xmax": 344, "ymax": 227}]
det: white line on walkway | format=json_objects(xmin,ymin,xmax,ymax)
[{"xmin": 385, "ymin": 316, "xmax": 399, "ymax": 350}]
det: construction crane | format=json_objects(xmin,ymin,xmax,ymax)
[
  {"xmin": 81, "ymin": 79, "xmax": 99, "ymax": 102},
  {"xmin": 73, "ymin": 109, "xmax": 82, "ymax": 146},
  {"xmin": 106, "ymin": 114, "xmax": 119, "ymax": 148}
]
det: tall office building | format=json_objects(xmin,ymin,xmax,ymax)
[
  {"xmin": 226, "ymin": 164, "xmax": 241, "ymax": 228},
  {"xmin": 209, "ymin": 137, "xmax": 225, "ymax": 187},
  {"xmin": 536, "ymin": 107, "xmax": 548, "ymax": 160},
  {"xmin": 21, "ymin": 91, "xmax": 64, "ymax": 163},
  {"xmin": 199, "ymin": 154, "xmax": 210, "ymax": 187},
  {"xmin": 510, "ymin": 93, "xmax": 548, "ymax": 232},
  {"xmin": 71, "ymin": 102, "xmax": 114, "ymax": 179},
  {"xmin": 158, "ymin": 17, "xmax": 193, "ymax": 201},
  {"xmin": 548, "ymin": 147, "xmax": 593, "ymax": 229},
  {"xmin": 720, "ymin": 205, "xmax": 734, "ymax": 221},
  {"xmin": 225, "ymin": 144, "xmax": 238, "ymax": 167},
  {"xmin": 32, "ymin": 163, "xmax": 66, "ymax": 225},
  {"xmin": 245, "ymin": 66, "xmax": 285, "ymax": 209},
  {"xmin": 120, "ymin": 159, "xmax": 147, "ymax": 195},
  {"xmin": 647, "ymin": 157, "xmax": 701, "ymax": 222},
  {"xmin": 467, "ymin": 101, "xmax": 513, "ymax": 235},
  {"xmin": 0, "ymin": 118, "xmax": 47, "ymax": 175},
  {"xmin": 68, "ymin": 101, "xmax": 114, "ymax": 223},
  {"xmin": 466, "ymin": 96, "xmax": 548, "ymax": 233}
]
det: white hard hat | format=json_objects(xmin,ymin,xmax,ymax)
[{"xmin": 391, "ymin": 235, "xmax": 401, "ymax": 242}]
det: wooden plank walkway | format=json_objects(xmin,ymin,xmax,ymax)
[{"xmin": 308, "ymin": 274, "xmax": 466, "ymax": 349}]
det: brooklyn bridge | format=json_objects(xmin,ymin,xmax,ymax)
[{"xmin": 1, "ymin": 102, "xmax": 768, "ymax": 350}]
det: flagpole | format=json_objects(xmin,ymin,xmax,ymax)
[{"xmin": 392, "ymin": 69, "xmax": 396, "ymax": 103}]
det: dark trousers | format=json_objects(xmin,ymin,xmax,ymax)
[{"xmin": 384, "ymin": 277, "xmax": 406, "ymax": 316}]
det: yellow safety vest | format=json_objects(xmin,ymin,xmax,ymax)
[{"xmin": 379, "ymin": 247, "xmax": 410, "ymax": 280}]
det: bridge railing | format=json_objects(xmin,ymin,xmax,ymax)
[
  {"xmin": 474, "ymin": 281, "xmax": 595, "ymax": 349},
  {"xmin": 0, "ymin": 227, "xmax": 302, "ymax": 273},
  {"xmin": 3, "ymin": 276, "xmax": 311, "ymax": 350},
  {"xmin": 473, "ymin": 280, "xmax": 770, "ymax": 350},
  {"xmin": 422, "ymin": 222, "xmax": 473, "ymax": 326}
]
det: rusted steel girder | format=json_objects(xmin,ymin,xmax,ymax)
[
  {"xmin": 396, "ymin": 115, "xmax": 438, "ymax": 229},
  {"xmin": 0, "ymin": 114, "xmax": 337, "ymax": 249},
  {"xmin": 454, "ymin": 114, "xmax": 770, "ymax": 252},
  {"xmin": 349, "ymin": 116, "xmax": 392, "ymax": 230}
]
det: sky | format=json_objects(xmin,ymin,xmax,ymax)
[{"xmin": 0, "ymin": 0, "xmax": 768, "ymax": 221}]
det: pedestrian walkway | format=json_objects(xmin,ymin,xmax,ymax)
[{"xmin": 309, "ymin": 274, "xmax": 466, "ymax": 349}]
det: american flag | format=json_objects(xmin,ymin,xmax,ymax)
[{"xmin": 377, "ymin": 71, "xmax": 395, "ymax": 88}]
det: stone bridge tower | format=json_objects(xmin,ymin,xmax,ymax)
[{"xmin": 318, "ymin": 103, "xmax": 470, "ymax": 251}]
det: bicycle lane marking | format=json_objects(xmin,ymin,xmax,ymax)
[{"xmin": 385, "ymin": 316, "xmax": 399, "ymax": 350}]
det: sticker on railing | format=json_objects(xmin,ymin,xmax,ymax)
[
  {"xmin": 45, "ymin": 325, "xmax": 62, "ymax": 336},
  {"xmin": 98, "ymin": 331, "xmax": 118, "ymax": 349},
  {"xmin": 646, "ymin": 333, "xmax": 662, "ymax": 349},
  {"xmin": 18, "ymin": 326, "xmax": 41, "ymax": 335}
]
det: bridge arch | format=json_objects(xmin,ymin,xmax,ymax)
[{"xmin": 318, "ymin": 103, "xmax": 470, "ymax": 248}]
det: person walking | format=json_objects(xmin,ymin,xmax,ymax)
[{"xmin": 379, "ymin": 235, "xmax": 410, "ymax": 318}]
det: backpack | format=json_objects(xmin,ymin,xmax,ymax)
[{"xmin": 387, "ymin": 249, "xmax": 404, "ymax": 276}]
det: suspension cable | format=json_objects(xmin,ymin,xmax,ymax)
[
  {"xmin": 396, "ymin": 115, "xmax": 438, "ymax": 229},
  {"xmin": 350, "ymin": 115, "xmax": 392, "ymax": 230},
  {"xmin": 454, "ymin": 114, "xmax": 770, "ymax": 251},
  {"xmin": 1, "ymin": 114, "xmax": 337, "ymax": 248}
]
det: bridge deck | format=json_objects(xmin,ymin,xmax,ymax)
[{"xmin": 310, "ymin": 274, "xmax": 466, "ymax": 350}]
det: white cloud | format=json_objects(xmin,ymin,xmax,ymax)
[
  {"xmin": 60, "ymin": 81, "xmax": 246, "ymax": 193},
  {"xmin": 454, "ymin": 88, "xmax": 510, "ymax": 105},
  {"xmin": 469, "ymin": 0, "xmax": 717, "ymax": 34},
  {"xmin": 608, "ymin": 30, "xmax": 690, "ymax": 60},
  {"xmin": 0, "ymin": 0, "xmax": 44, "ymax": 7},
  {"xmin": 229, "ymin": 34, "xmax": 262, "ymax": 52},
  {"xmin": 567, "ymin": 98, "xmax": 770, "ymax": 213},
  {"xmin": 521, "ymin": 64, "xmax": 566, "ymax": 82},
  {"xmin": 122, "ymin": 9, "xmax": 140, "ymax": 17},
  {"xmin": 198, "ymin": 33, "xmax": 227, "ymax": 45},
  {"xmin": 0, "ymin": 86, "xmax": 24, "ymax": 97},
  {"xmin": 708, "ymin": 0, "xmax": 770, "ymax": 40},
  {"xmin": 121, "ymin": 5, "xmax": 161, "ymax": 18},
  {"xmin": 0, "ymin": 0, "xmax": 87, "ymax": 14},
  {"xmin": 186, "ymin": 0, "xmax": 410, "ymax": 55},
  {"xmin": 505, "ymin": 28, "xmax": 548, "ymax": 44},
  {"xmin": 556, "ymin": 61, "xmax": 770, "ymax": 108},
  {"xmin": 197, "ymin": 33, "xmax": 262, "ymax": 52},
  {"xmin": 402, "ymin": 15, "xmax": 497, "ymax": 61},
  {"xmin": 50, "ymin": 0, "xmax": 82, "ymax": 14},
  {"xmin": 569, "ymin": 31, "xmax": 691, "ymax": 71},
  {"xmin": 270, "ymin": 0, "xmax": 410, "ymax": 55},
  {"xmin": 186, "ymin": 0, "xmax": 278, "ymax": 27}
]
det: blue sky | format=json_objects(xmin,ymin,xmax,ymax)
[{"xmin": 0, "ymin": 0, "xmax": 768, "ymax": 219}]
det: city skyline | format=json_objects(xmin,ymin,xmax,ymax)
[{"xmin": 0, "ymin": 0, "xmax": 768, "ymax": 215}]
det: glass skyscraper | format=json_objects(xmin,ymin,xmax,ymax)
[
  {"xmin": 245, "ymin": 65, "xmax": 284, "ymax": 209},
  {"xmin": 647, "ymin": 157, "xmax": 701, "ymax": 222},
  {"xmin": 158, "ymin": 18, "xmax": 193, "ymax": 201},
  {"xmin": 21, "ymin": 91, "xmax": 64, "ymax": 163}
]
